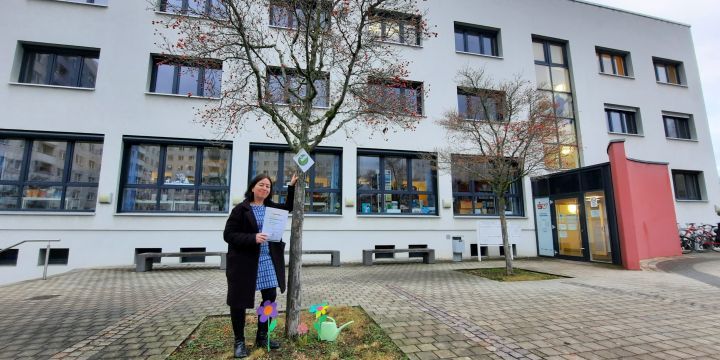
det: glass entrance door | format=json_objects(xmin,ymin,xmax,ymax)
[
  {"xmin": 553, "ymin": 197, "xmax": 585, "ymax": 258},
  {"xmin": 584, "ymin": 191, "xmax": 612, "ymax": 262}
]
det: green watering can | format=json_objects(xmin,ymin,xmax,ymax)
[{"xmin": 318, "ymin": 317, "xmax": 354, "ymax": 342}]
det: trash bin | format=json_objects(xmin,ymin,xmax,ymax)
[{"xmin": 451, "ymin": 236, "xmax": 464, "ymax": 262}]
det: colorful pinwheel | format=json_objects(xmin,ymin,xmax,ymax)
[
  {"xmin": 255, "ymin": 300, "xmax": 279, "ymax": 351},
  {"xmin": 297, "ymin": 322, "xmax": 309, "ymax": 335},
  {"xmin": 256, "ymin": 300, "xmax": 278, "ymax": 323},
  {"xmin": 309, "ymin": 302, "xmax": 329, "ymax": 319}
]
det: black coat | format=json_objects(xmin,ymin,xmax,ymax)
[{"xmin": 223, "ymin": 186, "xmax": 294, "ymax": 308}]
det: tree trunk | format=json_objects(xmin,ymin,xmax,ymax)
[
  {"xmin": 498, "ymin": 196, "xmax": 513, "ymax": 276},
  {"xmin": 285, "ymin": 173, "xmax": 306, "ymax": 338}
]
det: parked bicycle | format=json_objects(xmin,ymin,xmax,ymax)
[{"xmin": 679, "ymin": 223, "xmax": 719, "ymax": 254}]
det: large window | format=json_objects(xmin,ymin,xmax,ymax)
[
  {"xmin": 533, "ymin": 38, "xmax": 578, "ymax": 170},
  {"xmin": 368, "ymin": 10, "xmax": 421, "ymax": 46},
  {"xmin": 454, "ymin": 23, "xmax": 498, "ymax": 56},
  {"xmin": 672, "ymin": 170, "xmax": 702, "ymax": 200},
  {"xmin": 457, "ymin": 88, "xmax": 503, "ymax": 121},
  {"xmin": 57, "ymin": 0, "xmax": 109, "ymax": 5},
  {"xmin": 119, "ymin": 137, "xmax": 231, "ymax": 213},
  {"xmin": 266, "ymin": 67, "xmax": 329, "ymax": 107},
  {"xmin": 150, "ymin": 55, "xmax": 222, "ymax": 97},
  {"xmin": 368, "ymin": 78, "xmax": 424, "ymax": 115},
  {"xmin": 451, "ymin": 156, "xmax": 523, "ymax": 216},
  {"xmin": 663, "ymin": 114, "xmax": 693, "ymax": 140},
  {"xmin": 0, "ymin": 131, "xmax": 103, "ymax": 212},
  {"xmin": 357, "ymin": 151, "xmax": 437, "ymax": 215},
  {"xmin": 249, "ymin": 145, "xmax": 341, "ymax": 214},
  {"xmin": 653, "ymin": 58, "xmax": 683, "ymax": 85},
  {"xmin": 19, "ymin": 44, "xmax": 99, "ymax": 89},
  {"xmin": 268, "ymin": 1, "xmax": 329, "ymax": 29},
  {"xmin": 605, "ymin": 108, "xmax": 639, "ymax": 135},
  {"xmin": 159, "ymin": 0, "xmax": 220, "ymax": 15}
]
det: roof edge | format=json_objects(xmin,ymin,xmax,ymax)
[{"xmin": 569, "ymin": 0, "xmax": 691, "ymax": 28}]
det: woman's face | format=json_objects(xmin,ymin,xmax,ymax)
[{"xmin": 252, "ymin": 178, "xmax": 272, "ymax": 202}]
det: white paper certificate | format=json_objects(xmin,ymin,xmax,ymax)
[{"xmin": 263, "ymin": 207, "xmax": 289, "ymax": 241}]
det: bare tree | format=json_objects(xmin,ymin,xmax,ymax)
[
  {"xmin": 435, "ymin": 67, "xmax": 560, "ymax": 275},
  {"xmin": 152, "ymin": 0, "xmax": 432, "ymax": 337}
]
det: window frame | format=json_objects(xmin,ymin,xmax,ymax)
[
  {"xmin": 450, "ymin": 158, "xmax": 524, "ymax": 217},
  {"xmin": 248, "ymin": 144, "xmax": 342, "ymax": 215},
  {"xmin": 672, "ymin": 170, "xmax": 703, "ymax": 201},
  {"xmin": 53, "ymin": 0, "xmax": 109, "ymax": 6},
  {"xmin": 653, "ymin": 58, "xmax": 683, "ymax": 85},
  {"xmin": 265, "ymin": 66, "xmax": 330, "ymax": 107},
  {"xmin": 19, "ymin": 44, "xmax": 100, "ymax": 89},
  {"xmin": 454, "ymin": 23, "xmax": 499, "ymax": 57},
  {"xmin": 356, "ymin": 150, "xmax": 438, "ymax": 216},
  {"xmin": 663, "ymin": 114, "xmax": 693, "ymax": 140},
  {"xmin": 456, "ymin": 87, "xmax": 504, "ymax": 121},
  {"xmin": 367, "ymin": 77, "xmax": 424, "ymax": 116},
  {"xmin": 0, "ymin": 130, "xmax": 104, "ymax": 212},
  {"xmin": 533, "ymin": 37, "xmax": 579, "ymax": 170},
  {"xmin": 369, "ymin": 10, "xmax": 422, "ymax": 46},
  {"xmin": 268, "ymin": 0, "xmax": 330, "ymax": 29},
  {"xmin": 158, "ymin": 0, "xmax": 218, "ymax": 15},
  {"xmin": 118, "ymin": 136, "xmax": 232, "ymax": 213},
  {"xmin": 596, "ymin": 48, "xmax": 629, "ymax": 76},
  {"xmin": 149, "ymin": 55, "xmax": 223, "ymax": 97},
  {"xmin": 605, "ymin": 108, "xmax": 639, "ymax": 135}
]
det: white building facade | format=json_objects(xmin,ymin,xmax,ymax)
[{"xmin": 1, "ymin": 0, "xmax": 718, "ymax": 285}]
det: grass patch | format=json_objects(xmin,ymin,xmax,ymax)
[
  {"xmin": 457, "ymin": 267, "xmax": 568, "ymax": 282},
  {"xmin": 169, "ymin": 306, "xmax": 406, "ymax": 360}
]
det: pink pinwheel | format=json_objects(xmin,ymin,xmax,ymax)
[
  {"xmin": 256, "ymin": 300, "xmax": 278, "ymax": 323},
  {"xmin": 297, "ymin": 323, "xmax": 309, "ymax": 335}
]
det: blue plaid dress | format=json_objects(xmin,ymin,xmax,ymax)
[{"xmin": 251, "ymin": 204, "xmax": 279, "ymax": 290}]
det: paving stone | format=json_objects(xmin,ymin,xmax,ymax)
[{"xmin": 1, "ymin": 257, "xmax": 720, "ymax": 360}]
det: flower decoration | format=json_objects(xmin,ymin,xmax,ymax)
[
  {"xmin": 256, "ymin": 300, "xmax": 278, "ymax": 323},
  {"xmin": 309, "ymin": 302, "xmax": 329, "ymax": 319},
  {"xmin": 297, "ymin": 323, "xmax": 309, "ymax": 335}
]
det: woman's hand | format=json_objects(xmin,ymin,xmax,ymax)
[
  {"xmin": 255, "ymin": 233, "xmax": 269, "ymax": 244},
  {"xmin": 289, "ymin": 173, "xmax": 299, "ymax": 186}
]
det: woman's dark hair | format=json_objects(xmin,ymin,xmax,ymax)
[{"xmin": 244, "ymin": 174, "xmax": 274, "ymax": 203}]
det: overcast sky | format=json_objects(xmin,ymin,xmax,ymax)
[{"xmin": 587, "ymin": 0, "xmax": 720, "ymax": 175}]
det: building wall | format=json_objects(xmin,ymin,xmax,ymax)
[{"xmin": 1, "ymin": 0, "xmax": 718, "ymax": 284}]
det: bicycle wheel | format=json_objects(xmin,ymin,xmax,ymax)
[
  {"xmin": 694, "ymin": 235, "xmax": 708, "ymax": 252},
  {"xmin": 680, "ymin": 236, "xmax": 694, "ymax": 254}
]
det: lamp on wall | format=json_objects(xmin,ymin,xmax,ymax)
[
  {"xmin": 344, "ymin": 197, "xmax": 354, "ymax": 207},
  {"xmin": 98, "ymin": 193, "xmax": 113, "ymax": 204},
  {"xmin": 567, "ymin": 204, "xmax": 578, "ymax": 214},
  {"xmin": 232, "ymin": 196, "xmax": 243, "ymax": 206},
  {"xmin": 715, "ymin": 204, "xmax": 720, "ymax": 216}
]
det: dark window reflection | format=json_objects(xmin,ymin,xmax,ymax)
[
  {"xmin": 150, "ymin": 56, "xmax": 222, "ymax": 97},
  {"xmin": 20, "ymin": 46, "xmax": 99, "ymax": 88}
]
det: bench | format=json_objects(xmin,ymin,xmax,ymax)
[
  {"xmin": 477, "ymin": 242, "xmax": 516, "ymax": 261},
  {"xmin": 362, "ymin": 249, "xmax": 435, "ymax": 266},
  {"xmin": 135, "ymin": 252, "xmax": 227, "ymax": 272},
  {"xmin": 284, "ymin": 250, "xmax": 340, "ymax": 267},
  {"xmin": 477, "ymin": 223, "xmax": 519, "ymax": 261}
]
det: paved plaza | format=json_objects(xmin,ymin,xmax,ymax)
[{"xmin": 1, "ymin": 253, "xmax": 720, "ymax": 360}]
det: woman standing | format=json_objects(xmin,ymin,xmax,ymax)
[{"xmin": 223, "ymin": 173, "xmax": 297, "ymax": 358}]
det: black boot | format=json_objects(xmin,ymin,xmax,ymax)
[
  {"xmin": 255, "ymin": 319, "xmax": 280, "ymax": 350},
  {"xmin": 234, "ymin": 339, "xmax": 248, "ymax": 358}
]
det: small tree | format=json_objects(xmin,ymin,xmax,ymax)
[
  {"xmin": 435, "ymin": 67, "xmax": 560, "ymax": 275},
  {"xmin": 152, "ymin": 0, "xmax": 432, "ymax": 337}
]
